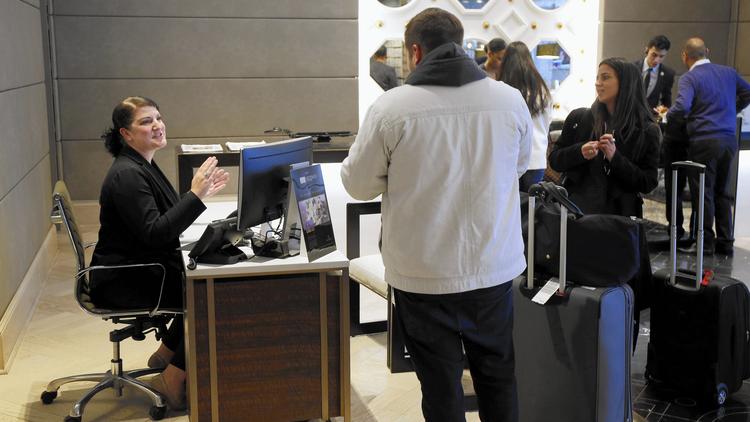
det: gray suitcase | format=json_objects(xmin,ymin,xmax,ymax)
[{"xmin": 513, "ymin": 186, "xmax": 634, "ymax": 422}]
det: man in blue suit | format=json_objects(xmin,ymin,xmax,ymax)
[{"xmin": 668, "ymin": 38, "xmax": 750, "ymax": 255}]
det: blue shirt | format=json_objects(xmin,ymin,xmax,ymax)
[{"xmin": 668, "ymin": 60, "xmax": 750, "ymax": 144}]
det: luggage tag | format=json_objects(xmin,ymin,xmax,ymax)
[{"xmin": 531, "ymin": 278, "xmax": 561, "ymax": 305}]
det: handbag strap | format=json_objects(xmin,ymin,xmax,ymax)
[{"xmin": 528, "ymin": 182, "xmax": 584, "ymax": 218}]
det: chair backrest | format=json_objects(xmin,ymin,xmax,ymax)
[{"xmin": 52, "ymin": 181, "xmax": 90, "ymax": 297}]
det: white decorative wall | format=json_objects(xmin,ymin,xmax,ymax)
[{"xmin": 358, "ymin": 0, "xmax": 602, "ymax": 123}]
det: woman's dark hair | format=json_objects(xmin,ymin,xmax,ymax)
[
  {"xmin": 102, "ymin": 96, "xmax": 160, "ymax": 156},
  {"xmin": 497, "ymin": 41, "xmax": 551, "ymax": 117},
  {"xmin": 591, "ymin": 57, "xmax": 652, "ymax": 142}
]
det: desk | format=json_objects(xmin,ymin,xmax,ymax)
[
  {"xmin": 181, "ymin": 202, "xmax": 350, "ymax": 421},
  {"xmin": 177, "ymin": 138, "xmax": 353, "ymax": 194}
]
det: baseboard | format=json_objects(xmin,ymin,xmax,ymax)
[{"xmin": 0, "ymin": 226, "xmax": 58, "ymax": 374}]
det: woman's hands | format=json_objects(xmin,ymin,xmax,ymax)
[
  {"xmin": 597, "ymin": 134, "xmax": 616, "ymax": 161},
  {"xmin": 190, "ymin": 157, "xmax": 230, "ymax": 200},
  {"xmin": 581, "ymin": 141, "xmax": 599, "ymax": 160}
]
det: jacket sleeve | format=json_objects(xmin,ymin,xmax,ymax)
[
  {"xmin": 661, "ymin": 67, "xmax": 675, "ymax": 108},
  {"xmin": 667, "ymin": 73, "xmax": 695, "ymax": 121},
  {"xmin": 607, "ymin": 123, "xmax": 660, "ymax": 194},
  {"xmin": 341, "ymin": 104, "xmax": 390, "ymax": 200},
  {"xmin": 110, "ymin": 167, "xmax": 206, "ymax": 248},
  {"xmin": 516, "ymin": 103, "xmax": 533, "ymax": 178},
  {"xmin": 548, "ymin": 108, "xmax": 590, "ymax": 172}
]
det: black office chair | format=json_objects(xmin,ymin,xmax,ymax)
[{"xmin": 41, "ymin": 181, "xmax": 178, "ymax": 421}]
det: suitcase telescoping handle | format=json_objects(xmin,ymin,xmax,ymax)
[
  {"xmin": 527, "ymin": 183, "xmax": 569, "ymax": 294},
  {"xmin": 669, "ymin": 160, "xmax": 706, "ymax": 291}
]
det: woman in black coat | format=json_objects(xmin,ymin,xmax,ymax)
[
  {"xmin": 549, "ymin": 57, "xmax": 660, "ymax": 218},
  {"xmin": 90, "ymin": 96, "xmax": 229, "ymax": 410}
]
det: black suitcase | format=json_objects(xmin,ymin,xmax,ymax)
[
  {"xmin": 514, "ymin": 184, "xmax": 634, "ymax": 422},
  {"xmin": 646, "ymin": 160, "xmax": 750, "ymax": 405}
]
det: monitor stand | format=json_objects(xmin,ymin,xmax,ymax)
[{"xmin": 250, "ymin": 171, "xmax": 304, "ymax": 259}]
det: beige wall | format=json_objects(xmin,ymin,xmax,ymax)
[
  {"xmin": 51, "ymin": 0, "xmax": 359, "ymax": 200},
  {"xmin": 601, "ymin": 0, "xmax": 736, "ymax": 102},
  {"xmin": 0, "ymin": 0, "xmax": 52, "ymax": 316},
  {"xmin": 738, "ymin": 0, "xmax": 750, "ymax": 83}
]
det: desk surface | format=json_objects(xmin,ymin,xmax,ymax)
[{"xmin": 181, "ymin": 200, "xmax": 349, "ymax": 278}]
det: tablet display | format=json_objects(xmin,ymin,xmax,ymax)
[{"xmin": 290, "ymin": 164, "xmax": 337, "ymax": 261}]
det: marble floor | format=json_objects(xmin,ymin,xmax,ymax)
[{"xmin": 4, "ymin": 201, "xmax": 750, "ymax": 421}]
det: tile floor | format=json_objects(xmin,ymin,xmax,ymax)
[{"xmin": 4, "ymin": 199, "xmax": 750, "ymax": 421}]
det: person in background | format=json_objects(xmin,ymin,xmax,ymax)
[
  {"xmin": 497, "ymin": 41, "xmax": 552, "ymax": 191},
  {"xmin": 91, "ymin": 96, "xmax": 229, "ymax": 411},
  {"xmin": 480, "ymin": 37, "xmax": 507, "ymax": 80},
  {"xmin": 548, "ymin": 57, "xmax": 659, "ymax": 218},
  {"xmin": 370, "ymin": 44, "xmax": 400, "ymax": 91},
  {"xmin": 342, "ymin": 7, "xmax": 531, "ymax": 421},
  {"xmin": 668, "ymin": 37, "xmax": 750, "ymax": 256},
  {"xmin": 633, "ymin": 35, "xmax": 675, "ymax": 115}
]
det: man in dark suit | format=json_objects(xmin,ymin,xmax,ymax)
[
  {"xmin": 370, "ymin": 44, "xmax": 400, "ymax": 91},
  {"xmin": 634, "ymin": 35, "xmax": 675, "ymax": 113}
]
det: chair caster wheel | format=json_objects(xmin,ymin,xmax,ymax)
[
  {"xmin": 40, "ymin": 390, "xmax": 57, "ymax": 404},
  {"xmin": 150, "ymin": 405, "xmax": 167, "ymax": 420},
  {"xmin": 716, "ymin": 383, "xmax": 728, "ymax": 406},
  {"xmin": 64, "ymin": 416, "xmax": 81, "ymax": 422}
]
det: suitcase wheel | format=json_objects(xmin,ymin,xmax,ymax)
[{"xmin": 715, "ymin": 383, "xmax": 728, "ymax": 406}]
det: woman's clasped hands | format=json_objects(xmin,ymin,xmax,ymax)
[{"xmin": 580, "ymin": 134, "xmax": 616, "ymax": 162}]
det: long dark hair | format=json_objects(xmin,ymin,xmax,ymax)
[
  {"xmin": 497, "ymin": 41, "xmax": 551, "ymax": 117},
  {"xmin": 591, "ymin": 58, "xmax": 652, "ymax": 142},
  {"xmin": 101, "ymin": 96, "xmax": 160, "ymax": 157}
]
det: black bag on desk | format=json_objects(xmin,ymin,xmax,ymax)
[{"xmin": 521, "ymin": 183, "xmax": 640, "ymax": 286}]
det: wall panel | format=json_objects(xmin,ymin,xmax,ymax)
[
  {"xmin": 0, "ymin": 156, "xmax": 52, "ymax": 316},
  {"xmin": 52, "ymin": 0, "xmax": 356, "ymax": 19},
  {"xmin": 57, "ymin": 78, "xmax": 357, "ymax": 141},
  {"xmin": 737, "ymin": 23, "xmax": 750, "ymax": 74},
  {"xmin": 0, "ymin": 0, "xmax": 44, "ymax": 92},
  {"xmin": 0, "ymin": 84, "xmax": 49, "ymax": 201},
  {"xmin": 54, "ymin": 17, "xmax": 357, "ymax": 79},
  {"xmin": 603, "ymin": 0, "xmax": 731, "ymax": 23}
]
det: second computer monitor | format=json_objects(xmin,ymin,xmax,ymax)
[{"xmin": 237, "ymin": 136, "xmax": 313, "ymax": 232}]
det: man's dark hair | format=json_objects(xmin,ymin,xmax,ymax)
[
  {"xmin": 487, "ymin": 38, "xmax": 507, "ymax": 54},
  {"xmin": 374, "ymin": 45, "xmax": 388, "ymax": 58},
  {"xmin": 404, "ymin": 8, "xmax": 463, "ymax": 55},
  {"xmin": 647, "ymin": 35, "xmax": 671, "ymax": 51}
]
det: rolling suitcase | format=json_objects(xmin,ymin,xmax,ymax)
[
  {"xmin": 514, "ymin": 184, "xmax": 634, "ymax": 422},
  {"xmin": 646, "ymin": 160, "xmax": 750, "ymax": 405}
]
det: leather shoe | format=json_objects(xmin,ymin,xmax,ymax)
[
  {"xmin": 149, "ymin": 373, "xmax": 186, "ymax": 411},
  {"xmin": 715, "ymin": 244, "xmax": 734, "ymax": 256},
  {"xmin": 678, "ymin": 242, "xmax": 714, "ymax": 256},
  {"xmin": 147, "ymin": 352, "xmax": 168, "ymax": 369}
]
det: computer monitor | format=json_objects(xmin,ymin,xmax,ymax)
[{"xmin": 237, "ymin": 136, "xmax": 313, "ymax": 234}]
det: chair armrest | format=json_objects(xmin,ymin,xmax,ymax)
[
  {"xmin": 78, "ymin": 262, "xmax": 168, "ymax": 317},
  {"xmin": 346, "ymin": 201, "xmax": 381, "ymax": 260},
  {"xmin": 84, "ymin": 241, "xmax": 97, "ymax": 249}
]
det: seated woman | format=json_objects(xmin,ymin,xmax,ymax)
[
  {"xmin": 548, "ymin": 57, "xmax": 659, "ymax": 217},
  {"xmin": 90, "ymin": 96, "xmax": 229, "ymax": 410},
  {"xmin": 496, "ymin": 41, "xmax": 552, "ymax": 192}
]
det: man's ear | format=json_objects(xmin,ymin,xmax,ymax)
[{"xmin": 410, "ymin": 43, "xmax": 423, "ymax": 66}]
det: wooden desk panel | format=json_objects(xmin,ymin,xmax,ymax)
[{"xmin": 185, "ymin": 268, "xmax": 349, "ymax": 421}]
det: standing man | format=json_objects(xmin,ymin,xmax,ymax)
[
  {"xmin": 370, "ymin": 44, "xmax": 400, "ymax": 91},
  {"xmin": 342, "ymin": 8, "xmax": 531, "ymax": 422},
  {"xmin": 634, "ymin": 35, "xmax": 676, "ymax": 114},
  {"xmin": 480, "ymin": 37, "xmax": 507, "ymax": 80},
  {"xmin": 668, "ymin": 37, "xmax": 750, "ymax": 256}
]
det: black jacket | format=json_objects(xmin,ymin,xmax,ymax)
[
  {"xmin": 633, "ymin": 59, "xmax": 675, "ymax": 109},
  {"xmin": 90, "ymin": 146, "xmax": 206, "ymax": 308},
  {"xmin": 548, "ymin": 108, "xmax": 660, "ymax": 218}
]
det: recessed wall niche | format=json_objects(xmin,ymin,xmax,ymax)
[
  {"xmin": 370, "ymin": 40, "xmax": 408, "ymax": 91},
  {"xmin": 459, "ymin": 0, "xmax": 491, "ymax": 10},
  {"xmin": 532, "ymin": 40, "xmax": 571, "ymax": 90},
  {"xmin": 377, "ymin": 0, "xmax": 412, "ymax": 7},
  {"xmin": 530, "ymin": 0, "xmax": 569, "ymax": 10}
]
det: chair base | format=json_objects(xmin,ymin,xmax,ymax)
[{"xmin": 41, "ymin": 364, "xmax": 167, "ymax": 420}]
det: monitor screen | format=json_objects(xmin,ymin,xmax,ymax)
[{"xmin": 237, "ymin": 136, "xmax": 313, "ymax": 232}]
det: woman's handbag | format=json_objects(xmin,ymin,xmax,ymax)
[{"xmin": 522, "ymin": 182, "xmax": 641, "ymax": 287}]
